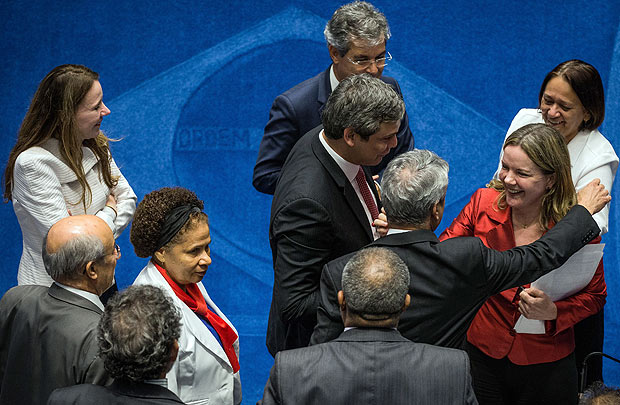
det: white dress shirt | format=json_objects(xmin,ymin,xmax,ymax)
[{"xmin": 319, "ymin": 130, "xmax": 380, "ymax": 240}]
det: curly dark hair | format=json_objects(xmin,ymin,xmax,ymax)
[
  {"xmin": 98, "ymin": 285, "xmax": 182, "ymax": 382},
  {"xmin": 130, "ymin": 187, "xmax": 207, "ymax": 257}
]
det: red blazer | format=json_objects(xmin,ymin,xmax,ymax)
[{"xmin": 440, "ymin": 188, "xmax": 606, "ymax": 365}]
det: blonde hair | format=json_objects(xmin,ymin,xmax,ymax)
[
  {"xmin": 489, "ymin": 123, "xmax": 576, "ymax": 230},
  {"xmin": 3, "ymin": 64, "xmax": 117, "ymax": 209}
]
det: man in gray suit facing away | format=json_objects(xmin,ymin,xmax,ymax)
[
  {"xmin": 48, "ymin": 285, "xmax": 185, "ymax": 404},
  {"xmin": 258, "ymin": 247, "xmax": 478, "ymax": 405},
  {"xmin": 0, "ymin": 215, "xmax": 116, "ymax": 404}
]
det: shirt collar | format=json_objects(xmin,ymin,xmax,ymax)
[
  {"xmin": 386, "ymin": 228, "xmax": 412, "ymax": 235},
  {"xmin": 329, "ymin": 65, "xmax": 340, "ymax": 93},
  {"xmin": 54, "ymin": 281, "xmax": 105, "ymax": 312},
  {"xmin": 318, "ymin": 129, "xmax": 359, "ymax": 182},
  {"xmin": 144, "ymin": 378, "xmax": 169, "ymax": 388}
]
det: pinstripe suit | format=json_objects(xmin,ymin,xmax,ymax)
[{"xmin": 259, "ymin": 328, "xmax": 477, "ymax": 405}]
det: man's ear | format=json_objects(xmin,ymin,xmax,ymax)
[
  {"xmin": 328, "ymin": 44, "xmax": 341, "ymax": 65},
  {"xmin": 402, "ymin": 294, "xmax": 411, "ymax": 312},
  {"xmin": 343, "ymin": 127, "xmax": 356, "ymax": 147},
  {"xmin": 337, "ymin": 290, "xmax": 346, "ymax": 310},
  {"xmin": 84, "ymin": 261, "xmax": 98, "ymax": 280}
]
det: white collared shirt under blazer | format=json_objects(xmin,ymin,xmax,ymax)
[{"xmin": 12, "ymin": 138, "xmax": 136, "ymax": 285}]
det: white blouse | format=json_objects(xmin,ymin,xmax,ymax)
[
  {"xmin": 494, "ymin": 109, "xmax": 618, "ymax": 234},
  {"xmin": 12, "ymin": 138, "xmax": 137, "ymax": 285}
]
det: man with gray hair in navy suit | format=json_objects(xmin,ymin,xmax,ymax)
[{"xmin": 253, "ymin": 1, "xmax": 414, "ymax": 195}]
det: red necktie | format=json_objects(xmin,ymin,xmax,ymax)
[{"xmin": 355, "ymin": 167, "xmax": 379, "ymax": 220}]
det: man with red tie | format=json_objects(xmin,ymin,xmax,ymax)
[{"xmin": 266, "ymin": 74, "xmax": 405, "ymax": 355}]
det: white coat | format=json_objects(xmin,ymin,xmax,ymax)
[{"xmin": 133, "ymin": 261, "xmax": 242, "ymax": 405}]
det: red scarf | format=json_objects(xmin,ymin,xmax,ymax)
[{"xmin": 154, "ymin": 262, "xmax": 240, "ymax": 372}]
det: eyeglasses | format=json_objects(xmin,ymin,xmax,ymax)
[
  {"xmin": 347, "ymin": 52, "xmax": 392, "ymax": 68},
  {"xmin": 112, "ymin": 243, "xmax": 121, "ymax": 259},
  {"xmin": 96, "ymin": 243, "xmax": 121, "ymax": 262}
]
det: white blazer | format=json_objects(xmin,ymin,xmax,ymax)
[
  {"xmin": 133, "ymin": 261, "xmax": 242, "ymax": 405},
  {"xmin": 494, "ymin": 108, "xmax": 618, "ymax": 234},
  {"xmin": 12, "ymin": 138, "xmax": 136, "ymax": 285}
]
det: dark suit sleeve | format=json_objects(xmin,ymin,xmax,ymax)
[
  {"xmin": 390, "ymin": 79, "xmax": 415, "ymax": 157},
  {"xmin": 257, "ymin": 353, "xmax": 282, "ymax": 405},
  {"xmin": 253, "ymin": 94, "xmax": 301, "ymax": 195},
  {"xmin": 310, "ymin": 262, "xmax": 344, "ymax": 345},
  {"xmin": 481, "ymin": 205, "xmax": 600, "ymax": 294},
  {"xmin": 272, "ymin": 197, "xmax": 336, "ymax": 328},
  {"xmin": 0, "ymin": 289, "xmax": 20, "ymax": 388}
]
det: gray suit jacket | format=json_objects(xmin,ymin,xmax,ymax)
[
  {"xmin": 0, "ymin": 283, "xmax": 110, "ymax": 405},
  {"xmin": 259, "ymin": 328, "xmax": 478, "ymax": 405}
]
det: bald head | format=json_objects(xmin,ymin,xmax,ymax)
[
  {"xmin": 340, "ymin": 247, "xmax": 410, "ymax": 327},
  {"xmin": 43, "ymin": 215, "xmax": 115, "ymax": 292},
  {"xmin": 46, "ymin": 215, "xmax": 113, "ymax": 254}
]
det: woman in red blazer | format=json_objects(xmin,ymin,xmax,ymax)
[{"xmin": 441, "ymin": 123, "xmax": 606, "ymax": 404}]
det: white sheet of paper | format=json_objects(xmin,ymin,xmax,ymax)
[{"xmin": 514, "ymin": 244, "xmax": 604, "ymax": 334}]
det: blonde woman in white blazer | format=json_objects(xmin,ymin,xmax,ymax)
[
  {"xmin": 4, "ymin": 64, "xmax": 136, "ymax": 286},
  {"xmin": 130, "ymin": 187, "xmax": 241, "ymax": 405}
]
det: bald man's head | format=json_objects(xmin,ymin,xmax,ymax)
[{"xmin": 43, "ymin": 215, "xmax": 116, "ymax": 293}]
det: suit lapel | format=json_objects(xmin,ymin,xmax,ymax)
[
  {"xmin": 47, "ymin": 283, "xmax": 103, "ymax": 315},
  {"xmin": 316, "ymin": 66, "xmax": 332, "ymax": 117},
  {"xmin": 485, "ymin": 204, "xmax": 516, "ymax": 251},
  {"xmin": 311, "ymin": 133, "xmax": 373, "ymax": 241}
]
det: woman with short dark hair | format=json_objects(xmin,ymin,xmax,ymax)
[
  {"xmin": 494, "ymin": 60, "xmax": 617, "ymax": 386},
  {"xmin": 131, "ymin": 186, "xmax": 241, "ymax": 405}
]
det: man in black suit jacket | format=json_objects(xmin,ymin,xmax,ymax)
[
  {"xmin": 48, "ymin": 285, "xmax": 184, "ymax": 404},
  {"xmin": 253, "ymin": 1, "xmax": 414, "ymax": 194},
  {"xmin": 260, "ymin": 247, "xmax": 477, "ymax": 405},
  {"xmin": 267, "ymin": 74, "xmax": 405, "ymax": 355},
  {"xmin": 0, "ymin": 215, "xmax": 116, "ymax": 404},
  {"xmin": 310, "ymin": 150, "xmax": 609, "ymax": 349}
]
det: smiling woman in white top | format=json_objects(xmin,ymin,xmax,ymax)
[
  {"xmin": 3, "ymin": 64, "xmax": 136, "ymax": 286},
  {"xmin": 494, "ymin": 59, "xmax": 617, "ymax": 388}
]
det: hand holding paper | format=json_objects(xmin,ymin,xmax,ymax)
[{"xmin": 518, "ymin": 288, "xmax": 557, "ymax": 321}]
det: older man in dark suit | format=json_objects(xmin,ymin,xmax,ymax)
[
  {"xmin": 48, "ymin": 285, "xmax": 184, "ymax": 404},
  {"xmin": 311, "ymin": 150, "xmax": 609, "ymax": 349},
  {"xmin": 0, "ymin": 215, "xmax": 116, "ymax": 404},
  {"xmin": 267, "ymin": 74, "xmax": 405, "ymax": 355},
  {"xmin": 260, "ymin": 247, "xmax": 477, "ymax": 405},
  {"xmin": 253, "ymin": 1, "xmax": 414, "ymax": 195}
]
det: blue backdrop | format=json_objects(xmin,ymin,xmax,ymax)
[{"xmin": 1, "ymin": 1, "xmax": 619, "ymax": 402}]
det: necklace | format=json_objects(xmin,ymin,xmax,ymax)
[{"xmin": 512, "ymin": 215, "xmax": 538, "ymax": 229}]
